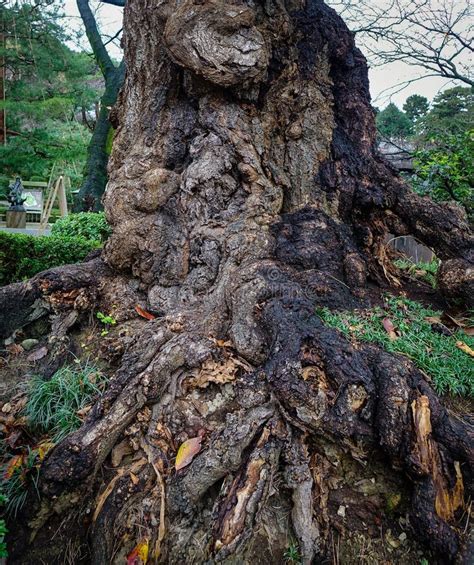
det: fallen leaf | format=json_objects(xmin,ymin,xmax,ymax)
[
  {"xmin": 6, "ymin": 344, "xmax": 23, "ymax": 356},
  {"xmin": 37, "ymin": 442, "xmax": 55, "ymax": 461},
  {"xmin": 27, "ymin": 346, "xmax": 48, "ymax": 362},
  {"xmin": 382, "ymin": 318, "xmax": 398, "ymax": 340},
  {"xmin": 425, "ymin": 316, "xmax": 442, "ymax": 325},
  {"xmin": 4, "ymin": 455, "xmax": 23, "ymax": 479},
  {"xmin": 6, "ymin": 428, "xmax": 23, "ymax": 449},
  {"xmin": 189, "ymin": 358, "xmax": 242, "ymax": 389},
  {"xmin": 175, "ymin": 436, "xmax": 202, "ymax": 471},
  {"xmin": 111, "ymin": 439, "xmax": 133, "ymax": 467},
  {"xmin": 456, "ymin": 341, "xmax": 474, "ymax": 357},
  {"xmin": 135, "ymin": 305, "xmax": 155, "ymax": 321},
  {"xmin": 463, "ymin": 327, "xmax": 474, "ymax": 336},
  {"xmin": 77, "ymin": 405, "xmax": 92, "ymax": 418},
  {"xmin": 127, "ymin": 539, "xmax": 149, "ymax": 565},
  {"xmin": 130, "ymin": 472, "xmax": 139, "ymax": 485}
]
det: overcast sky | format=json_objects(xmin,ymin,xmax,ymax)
[{"xmin": 62, "ymin": 0, "xmax": 464, "ymax": 109}]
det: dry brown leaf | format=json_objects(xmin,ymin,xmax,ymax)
[
  {"xmin": 175, "ymin": 436, "xmax": 202, "ymax": 471},
  {"xmin": 77, "ymin": 405, "xmax": 92, "ymax": 418},
  {"xmin": 456, "ymin": 341, "xmax": 474, "ymax": 357},
  {"xmin": 111, "ymin": 439, "xmax": 133, "ymax": 467},
  {"xmin": 6, "ymin": 344, "xmax": 23, "ymax": 356},
  {"xmin": 27, "ymin": 346, "xmax": 48, "ymax": 362},
  {"xmin": 425, "ymin": 316, "xmax": 442, "ymax": 325},
  {"xmin": 190, "ymin": 358, "xmax": 241, "ymax": 389},
  {"xmin": 382, "ymin": 317, "xmax": 398, "ymax": 340},
  {"xmin": 130, "ymin": 472, "xmax": 139, "ymax": 485}
]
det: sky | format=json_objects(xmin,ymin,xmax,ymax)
[{"xmin": 62, "ymin": 0, "xmax": 466, "ymax": 109}]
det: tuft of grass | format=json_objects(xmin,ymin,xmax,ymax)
[
  {"xmin": 284, "ymin": 540, "xmax": 302, "ymax": 564},
  {"xmin": 0, "ymin": 494, "xmax": 7, "ymax": 557},
  {"xmin": 317, "ymin": 295, "xmax": 474, "ymax": 397},
  {"xmin": 1, "ymin": 448, "xmax": 40, "ymax": 517},
  {"xmin": 24, "ymin": 362, "xmax": 108, "ymax": 443},
  {"xmin": 394, "ymin": 258, "xmax": 439, "ymax": 288}
]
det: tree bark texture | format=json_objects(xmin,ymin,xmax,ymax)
[{"xmin": 4, "ymin": 0, "xmax": 474, "ymax": 563}]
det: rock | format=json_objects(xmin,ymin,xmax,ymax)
[{"xmin": 21, "ymin": 338, "xmax": 39, "ymax": 351}]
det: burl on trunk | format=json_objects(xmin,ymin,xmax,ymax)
[{"xmin": 3, "ymin": 0, "xmax": 473, "ymax": 563}]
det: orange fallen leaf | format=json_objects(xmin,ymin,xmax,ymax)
[
  {"xmin": 37, "ymin": 441, "xmax": 55, "ymax": 461},
  {"xmin": 456, "ymin": 341, "xmax": 474, "ymax": 357},
  {"xmin": 4, "ymin": 454, "xmax": 23, "ymax": 479},
  {"xmin": 127, "ymin": 539, "xmax": 149, "ymax": 565},
  {"xmin": 175, "ymin": 436, "xmax": 202, "ymax": 471},
  {"xmin": 382, "ymin": 318, "xmax": 398, "ymax": 340},
  {"xmin": 135, "ymin": 305, "xmax": 155, "ymax": 321}
]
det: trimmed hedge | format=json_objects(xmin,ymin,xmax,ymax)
[
  {"xmin": 51, "ymin": 212, "xmax": 111, "ymax": 243},
  {"xmin": 0, "ymin": 232, "xmax": 100, "ymax": 285}
]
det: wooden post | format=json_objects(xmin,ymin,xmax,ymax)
[
  {"xmin": 57, "ymin": 176, "xmax": 68, "ymax": 217},
  {"xmin": 39, "ymin": 176, "xmax": 61, "ymax": 233}
]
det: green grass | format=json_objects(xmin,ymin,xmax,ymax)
[
  {"xmin": 284, "ymin": 540, "xmax": 302, "ymax": 564},
  {"xmin": 0, "ymin": 494, "xmax": 7, "ymax": 557},
  {"xmin": 1, "ymin": 448, "xmax": 40, "ymax": 517},
  {"xmin": 394, "ymin": 258, "xmax": 440, "ymax": 288},
  {"xmin": 317, "ymin": 295, "xmax": 474, "ymax": 396},
  {"xmin": 24, "ymin": 361, "xmax": 108, "ymax": 443}
]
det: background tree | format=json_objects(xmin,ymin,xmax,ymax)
[
  {"xmin": 0, "ymin": 1, "xmax": 100, "ymax": 191},
  {"xmin": 403, "ymin": 94, "xmax": 429, "ymax": 125},
  {"xmin": 421, "ymin": 86, "xmax": 474, "ymax": 136},
  {"xmin": 74, "ymin": 0, "xmax": 125, "ymax": 211},
  {"xmin": 376, "ymin": 101, "xmax": 413, "ymax": 138},
  {"xmin": 329, "ymin": 0, "xmax": 473, "ymax": 89},
  {"xmin": 1, "ymin": 1, "xmax": 473, "ymax": 564}
]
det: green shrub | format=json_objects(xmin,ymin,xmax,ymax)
[
  {"xmin": 0, "ymin": 232, "xmax": 100, "ymax": 285},
  {"xmin": 51, "ymin": 212, "xmax": 111, "ymax": 242}
]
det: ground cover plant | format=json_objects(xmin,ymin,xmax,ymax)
[{"xmin": 318, "ymin": 295, "xmax": 474, "ymax": 396}]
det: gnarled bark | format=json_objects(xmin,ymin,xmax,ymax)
[{"xmin": 3, "ymin": 0, "xmax": 473, "ymax": 563}]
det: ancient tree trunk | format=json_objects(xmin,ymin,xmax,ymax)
[{"xmin": 5, "ymin": 0, "xmax": 474, "ymax": 563}]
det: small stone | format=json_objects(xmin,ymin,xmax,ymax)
[
  {"xmin": 337, "ymin": 505, "xmax": 346, "ymax": 518},
  {"xmin": 1, "ymin": 403, "xmax": 12, "ymax": 413},
  {"xmin": 399, "ymin": 532, "xmax": 407, "ymax": 542},
  {"xmin": 21, "ymin": 338, "xmax": 39, "ymax": 351},
  {"xmin": 287, "ymin": 122, "xmax": 303, "ymax": 140}
]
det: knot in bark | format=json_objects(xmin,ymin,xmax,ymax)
[{"xmin": 164, "ymin": 0, "xmax": 269, "ymax": 87}]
